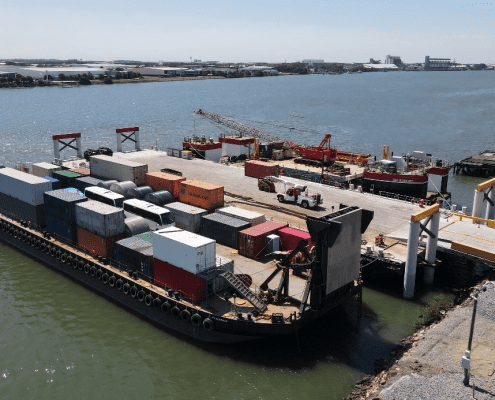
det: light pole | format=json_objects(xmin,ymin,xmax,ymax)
[{"xmin": 461, "ymin": 285, "xmax": 487, "ymax": 386}]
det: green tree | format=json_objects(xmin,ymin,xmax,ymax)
[
  {"xmin": 115, "ymin": 72, "xmax": 123, "ymax": 80},
  {"xmin": 103, "ymin": 77, "xmax": 113, "ymax": 84},
  {"xmin": 58, "ymin": 73, "xmax": 66, "ymax": 80},
  {"xmin": 79, "ymin": 76, "xmax": 91, "ymax": 85}
]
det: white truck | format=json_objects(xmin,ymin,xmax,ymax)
[{"xmin": 263, "ymin": 176, "xmax": 323, "ymax": 208}]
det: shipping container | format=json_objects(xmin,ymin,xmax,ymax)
[
  {"xmin": 166, "ymin": 148, "xmax": 174, "ymax": 156},
  {"xmin": 97, "ymin": 180, "xmax": 118, "ymax": 190},
  {"xmin": 114, "ymin": 237, "xmax": 153, "ymax": 281},
  {"xmin": 73, "ymin": 176, "xmax": 105, "ymax": 193},
  {"xmin": 164, "ymin": 202, "xmax": 207, "ymax": 233},
  {"xmin": 75, "ymin": 200, "xmax": 125, "ymax": 238},
  {"xmin": 153, "ymin": 258, "xmax": 206, "ymax": 302},
  {"xmin": 90, "ymin": 155, "xmax": 148, "ymax": 185},
  {"xmin": 124, "ymin": 216, "xmax": 150, "ymax": 237},
  {"xmin": 143, "ymin": 190, "xmax": 174, "ymax": 206},
  {"xmin": 32, "ymin": 162, "xmax": 62, "ymax": 178},
  {"xmin": 238, "ymin": 222, "xmax": 288, "ymax": 258},
  {"xmin": 84, "ymin": 186, "xmax": 125, "ymax": 208},
  {"xmin": 152, "ymin": 228, "xmax": 216, "ymax": 275},
  {"xmin": 136, "ymin": 231, "xmax": 153, "ymax": 244},
  {"xmin": 69, "ymin": 168, "xmax": 90, "ymax": 176},
  {"xmin": 179, "ymin": 180, "xmax": 224, "ymax": 210},
  {"xmin": 77, "ymin": 227, "xmax": 124, "ymax": 258},
  {"xmin": 41, "ymin": 176, "xmax": 61, "ymax": 191},
  {"xmin": 265, "ymin": 234, "xmax": 280, "ymax": 253},
  {"xmin": 44, "ymin": 189, "xmax": 87, "ymax": 223},
  {"xmin": 215, "ymin": 206, "xmax": 266, "ymax": 226},
  {"xmin": 46, "ymin": 214, "xmax": 78, "ymax": 244},
  {"xmin": 244, "ymin": 160, "xmax": 279, "ymax": 178},
  {"xmin": 127, "ymin": 186, "xmax": 154, "ymax": 200},
  {"xmin": 109, "ymin": 181, "xmax": 137, "ymax": 198},
  {"xmin": 145, "ymin": 172, "xmax": 186, "ymax": 199},
  {"xmin": 0, "ymin": 168, "xmax": 52, "ymax": 206},
  {"xmin": 278, "ymin": 227, "xmax": 315, "ymax": 252},
  {"xmin": 0, "ymin": 192, "xmax": 46, "ymax": 227},
  {"xmin": 52, "ymin": 170, "xmax": 82, "ymax": 189},
  {"xmin": 182, "ymin": 150, "xmax": 192, "ymax": 160},
  {"xmin": 201, "ymin": 213, "xmax": 250, "ymax": 249}
]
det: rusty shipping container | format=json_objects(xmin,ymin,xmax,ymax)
[
  {"xmin": 77, "ymin": 227, "xmax": 124, "ymax": 258},
  {"xmin": 244, "ymin": 160, "xmax": 279, "ymax": 178},
  {"xmin": 153, "ymin": 258, "xmax": 206, "ymax": 303},
  {"xmin": 178, "ymin": 180, "xmax": 224, "ymax": 210},
  {"xmin": 238, "ymin": 221, "xmax": 288, "ymax": 258},
  {"xmin": 145, "ymin": 171, "xmax": 186, "ymax": 199}
]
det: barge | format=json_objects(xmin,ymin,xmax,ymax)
[{"xmin": 0, "ymin": 164, "xmax": 374, "ymax": 344}]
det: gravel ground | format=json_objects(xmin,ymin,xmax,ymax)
[
  {"xmin": 380, "ymin": 373, "xmax": 494, "ymax": 400},
  {"xmin": 477, "ymin": 281, "xmax": 495, "ymax": 322}
]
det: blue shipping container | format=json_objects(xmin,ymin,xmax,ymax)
[
  {"xmin": 114, "ymin": 237, "xmax": 154, "ymax": 282},
  {"xmin": 46, "ymin": 214, "xmax": 78, "ymax": 244},
  {"xmin": 73, "ymin": 176, "xmax": 105, "ymax": 193},
  {"xmin": 44, "ymin": 189, "xmax": 87, "ymax": 223},
  {"xmin": 201, "ymin": 213, "xmax": 251, "ymax": 249},
  {"xmin": 41, "ymin": 176, "xmax": 61, "ymax": 191}
]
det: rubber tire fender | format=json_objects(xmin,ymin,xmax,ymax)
[
  {"xmin": 130, "ymin": 286, "xmax": 138, "ymax": 298},
  {"xmin": 50, "ymin": 247, "xmax": 56, "ymax": 257},
  {"xmin": 102, "ymin": 273, "xmax": 109, "ymax": 285},
  {"xmin": 108, "ymin": 275, "xmax": 116, "ymax": 287},
  {"xmin": 46, "ymin": 245, "xmax": 52, "ymax": 255},
  {"xmin": 116, "ymin": 279, "xmax": 124, "ymax": 291},
  {"xmin": 161, "ymin": 302, "xmax": 171, "ymax": 313},
  {"xmin": 56, "ymin": 251, "xmax": 61, "ymax": 260},
  {"xmin": 96, "ymin": 269, "xmax": 103, "ymax": 280},
  {"xmin": 171, "ymin": 306, "xmax": 181, "ymax": 318},
  {"xmin": 153, "ymin": 297, "xmax": 162, "ymax": 309},
  {"xmin": 36, "ymin": 240, "xmax": 41, "ymax": 248},
  {"xmin": 123, "ymin": 283, "xmax": 130, "ymax": 295},
  {"xmin": 84, "ymin": 264, "xmax": 90, "ymax": 274},
  {"xmin": 30, "ymin": 237, "xmax": 36, "ymax": 246},
  {"xmin": 191, "ymin": 313, "xmax": 203, "ymax": 327},
  {"xmin": 203, "ymin": 318, "xmax": 214, "ymax": 331},
  {"xmin": 78, "ymin": 261, "xmax": 84, "ymax": 271},
  {"xmin": 40, "ymin": 242, "xmax": 46, "ymax": 252},
  {"xmin": 61, "ymin": 253, "xmax": 67, "ymax": 263},
  {"xmin": 144, "ymin": 295, "xmax": 153, "ymax": 306},
  {"xmin": 180, "ymin": 309, "xmax": 191, "ymax": 322},
  {"xmin": 71, "ymin": 258, "xmax": 78, "ymax": 268},
  {"xmin": 90, "ymin": 266, "xmax": 96, "ymax": 277}
]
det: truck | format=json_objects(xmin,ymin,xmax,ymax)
[{"xmin": 260, "ymin": 176, "xmax": 323, "ymax": 208}]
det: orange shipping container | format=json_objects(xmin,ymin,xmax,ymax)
[
  {"xmin": 77, "ymin": 227, "xmax": 124, "ymax": 258},
  {"xmin": 179, "ymin": 180, "xmax": 224, "ymax": 210},
  {"xmin": 145, "ymin": 172, "xmax": 186, "ymax": 199}
]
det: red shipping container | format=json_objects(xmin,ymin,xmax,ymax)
[
  {"xmin": 145, "ymin": 172, "xmax": 186, "ymax": 199},
  {"xmin": 244, "ymin": 160, "xmax": 279, "ymax": 178},
  {"xmin": 238, "ymin": 221, "xmax": 288, "ymax": 258},
  {"xmin": 77, "ymin": 227, "xmax": 124, "ymax": 258},
  {"xmin": 69, "ymin": 168, "xmax": 90, "ymax": 176},
  {"xmin": 153, "ymin": 258, "xmax": 206, "ymax": 302},
  {"xmin": 278, "ymin": 227, "xmax": 315, "ymax": 252}
]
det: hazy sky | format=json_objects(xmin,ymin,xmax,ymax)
[{"xmin": 1, "ymin": 0, "xmax": 494, "ymax": 63}]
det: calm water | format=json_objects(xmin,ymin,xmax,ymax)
[{"xmin": 0, "ymin": 73, "xmax": 493, "ymax": 399}]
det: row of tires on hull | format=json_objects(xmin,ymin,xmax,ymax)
[{"xmin": 0, "ymin": 218, "xmax": 215, "ymax": 332}]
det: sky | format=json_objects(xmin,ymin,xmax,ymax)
[{"xmin": 1, "ymin": 0, "xmax": 494, "ymax": 63}]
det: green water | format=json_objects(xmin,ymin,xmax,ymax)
[{"xmin": 0, "ymin": 242, "xmax": 436, "ymax": 400}]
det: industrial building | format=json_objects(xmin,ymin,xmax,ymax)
[
  {"xmin": 424, "ymin": 56, "xmax": 454, "ymax": 71},
  {"xmin": 302, "ymin": 59, "xmax": 324, "ymax": 65},
  {"xmin": 385, "ymin": 55, "xmax": 402, "ymax": 65}
]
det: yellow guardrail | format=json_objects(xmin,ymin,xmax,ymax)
[
  {"xmin": 454, "ymin": 213, "xmax": 495, "ymax": 229},
  {"xmin": 477, "ymin": 177, "xmax": 495, "ymax": 192}
]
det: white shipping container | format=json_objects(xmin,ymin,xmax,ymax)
[
  {"xmin": 32, "ymin": 162, "xmax": 62, "ymax": 178},
  {"xmin": 152, "ymin": 228, "xmax": 216, "ymax": 274},
  {"xmin": 0, "ymin": 168, "xmax": 53, "ymax": 206},
  {"xmin": 90, "ymin": 155, "xmax": 148, "ymax": 185},
  {"xmin": 76, "ymin": 200, "xmax": 125, "ymax": 237},
  {"xmin": 216, "ymin": 206, "xmax": 266, "ymax": 226}
]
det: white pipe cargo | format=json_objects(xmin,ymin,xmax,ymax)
[
  {"xmin": 424, "ymin": 211, "xmax": 440, "ymax": 284},
  {"xmin": 403, "ymin": 220, "xmax": 421, "ymax": 299},
  {"xmin": 485, "ymin": 188, "xmax": 495, "ymax": 221},
  {"xmin": 472, "ymin": 190, "xmax": 484, "ymax": 218}
]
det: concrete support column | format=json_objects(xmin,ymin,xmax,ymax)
[
  {"xmin": 76, "ymin": 136, "xmax": 83, "ymax": 158},
  {"xmin": 472, "ymin": 190, "xmax": 484, "ymax": 218},
  {"xmin": 485, "ymin": 188, "xmax": 495, "ymax": 221},
  {"xmin": 135, "ymin": 131, "xmax": 141, "ymax": 150},
  {"xmin": 53, "ymin": 140, "xmax": 60, "ymax": 160},
  {"xmin": 424, "ymin": 211, "xmax": 440, "ymax": 284},
  {"xmin": 404, "ymin": 221, "xmax": 421, "ymax": 299},
  {"xmin": 116, "ymin": 132, "xmax": 123, "ymax": 152}
]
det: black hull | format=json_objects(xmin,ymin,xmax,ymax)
[
  {"xmin": 362, "ymin": 178, "xmax": 428, "ymax": 199},
  {"xmin": 0, "ymin": 216, "xmax": 360, "ymax": 344}
]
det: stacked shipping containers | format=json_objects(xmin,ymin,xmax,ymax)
[
  {"xmin": 201, "ymin": 213, "xmax": 250, "ymax": 249},
  {"xmin": 73, "ymin": 176, "xmax": 105, "ymax": 193},
  {"xmin": 178, "ymin": 180, "xmax": 224, "ymax": 211},
  {"xmin": 145, "ymin": 172, "xmax": 185, "ymax": 199},
  {"xmin": 32, "ymin": 162, "xmax": 62, "ymax": 178},
  {"xmin": 164, "ymin": 202, "xmax": 207, "ymax": 233},
  {"xmin": 152, "ymin": 228, "xmax": 216, "ymax": 302},
  {"xmin": 90, "ymin": 155, "xmax": 148, "ymax": 185},
  {"xmin": 52, "ymin": 170, "xmax": 82, "ymax": 189},
  {"xmin": 244, "ymin": 160, "xmax": 279, "ymax": 178},
  {"xmin": 69, "ymin": 168, "xmax": 90, "ymax": 176},
  {"xmin": 238, "ymin": 221, "xmax": 288, "ymax": 258},
  {"xmin": 215, "ymin": 206, "xmax": 266, "ymax": 226},
  {"xmin": 41, "ymin": 176, "xmax": 61, "ymax": 191},
  {"xmin": 75, "ymin": 200, "xmax": 125, "ymax": 258},
  {"xmin": 0, "ymin": 168, "xmax": 52, "ymax": 227},
  {"xmin": 44, "ymin": 189, "xmax": 88, "ymax": 243},
  {"xmin": 114, "ymin": 237, "xmax": 154, "ymax": 281}
]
